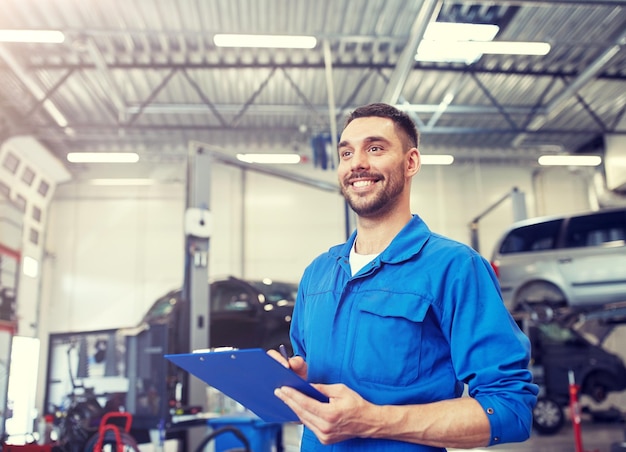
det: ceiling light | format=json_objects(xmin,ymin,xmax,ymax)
[
  {"xmin": 0, "ymin": 30, "xmax": 65, "ymax": 43},
  {"xmin": 470, "ymin": 41, "xmax": 550, "ymax": 56},
  {"xmin": 538, "ymin": 155, "xmax": 602, "ymax": 166},
  {"xmin": 90, "ymin": 178, "xmax": 155, "ymax": 186},
  {"xmin": 416, "ymin": 22, "xmax": 550, "ymax": 64},
  {"xmin": 420, "ymin": 154, "xmax": 454, "ymax": 165},
  {"xmin": 418, "ymin": 40, "xmax": 550, "ymax": 63},
  {"xmin": 214, "ymin": 34, "xmax": 317, "ymax": 49},
  {"xmin": 424, "ymin": 22, "xmax": 499, "ymax": 41},
  {"xmin": 236, "ymin": 154, "xmax": 301, "ymax": 164},
  {"xmin": 67, "ymin": 152, "xmax": 140, "ymax": 163}
]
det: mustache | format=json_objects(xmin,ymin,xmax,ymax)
[{"xmin": 343, "ymin": 172, "xmax": 383, "ymax": 183}]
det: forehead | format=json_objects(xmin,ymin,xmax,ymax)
[{"xmin": 340, "ymin": 116, "xmax": 400, "ymax": 143}]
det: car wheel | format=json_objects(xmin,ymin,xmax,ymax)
[
  {"xmin": 514, "ymin": 282, "xmax": 566, "ymax": 321},
  {"xmin": 532, "ymin": 396, "xmax": 564, "ymax": 435},
  {"xmin": 583, "ymin": 372, "xmax": 612, "ymax": 403}
]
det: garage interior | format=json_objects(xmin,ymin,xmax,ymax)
[{"xmin": 0, "ymin": 0, "xmax": 625, "ymax": 450}]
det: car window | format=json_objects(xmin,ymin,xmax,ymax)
[
  {"xmin": 564, "ymin": 210, "xmax": 626, "ymax": 248},
  {"xmin": 247, "ymin": 281, "xmax": 298, "ymax": 306},
  {"xmin": 211, "ymin": 283, "xmax": 254, "ymax": 313},
  {"xmin": 499, "ymin": 219, "xmax": 562, "ymax": 254},
  {"xmin": 143, "ymin": 291, "xmax": 179, "ymax": 321},
  {"xmin": 538, "ymin": 323, "xmax": 584, "ymax": 346}
]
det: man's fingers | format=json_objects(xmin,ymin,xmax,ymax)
[{"xmin": 267, "ymin": 349, "xmax": 290, "ymax": 368}]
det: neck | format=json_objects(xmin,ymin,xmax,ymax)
[{"xmin": 354, "ymin": 209, "xmax": 412, "ymax": 255}]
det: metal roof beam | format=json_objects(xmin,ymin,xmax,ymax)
[
  {"xmin": 124, "ymin": 102, "xmax": 537, "ymax": 116},
  {"xmin": 181, "ymin": 69, "xmax": 229, "ymax": 127},
  {"xmin": 85, "ymin": 37, "xmax": 128, "ymax": 123},
  {"xmin": 381, "ymin": 0, "xmax": 443, "ymax": 104},
  {"xmin": 527, "ymin": 25, "xmax": 626, "ymax": 131},
  {"xmin": 125, "ymin": 68, "xmax": 178, "ymax": 126},
  {"xmin": 0, "ymin": 44, "xmax": 70, "ymax": 129},
  {"xmin": 34, "ymin": 124, "xmax": 617, "ymax": 136},
  {"xmin": 323, "ymin": 39, "xmax": 339, "ymax": 169},
  {"xmin": 24, "ymin": 61, "xmax": 625, "ymax": 81}
]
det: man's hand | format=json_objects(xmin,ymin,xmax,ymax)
[
  {"xmin": 274, "ymin": 383, "xmax": 378, "ymax": 445},
  {"xmin": 266, "ymin": 349, "xmax": 308, "ymax": 380}
]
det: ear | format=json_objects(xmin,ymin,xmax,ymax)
[{"xmin": 406, "ymin": 148, "xmax": 421, "ymax": 177}]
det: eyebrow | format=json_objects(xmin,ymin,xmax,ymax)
[{"xmin": 338, "ymin": 135, "xmax": 390, "ymax": 149}]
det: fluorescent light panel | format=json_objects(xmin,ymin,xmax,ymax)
[
  {"xmin": 237, "ymin": 154, "xmax": 301, "ymax": 164},
  {"xmin": 538, "ymin": 155, "xmax": 602, "ymax": 166},
  {"xmin": 0, "ymin": 30, "xmax": 65, "ymax": 43},
  {"xmin": 67, "ymin": 152, "xmax": 140, "ymax": 163},
  {"xmin": 214, "ymin": 34, "xmax": 317, "ymax": 49},
  {"xmin": 416, "ymin": 22, "xmax": 550, "ymax": 64},
  {"xmin": 237, "ymin": 153, "xmax": 452, "ymax": 165},
  {"xmin": 424, "ymin": 22, "xmax": 499, "ymax": 41},
  {"xmin": 90, "ymin": 178, "xmax": 155, "ymax": 186},
  {"xmin": 420, "ymin": 154, "xmax": 455, "ymax": 165}
]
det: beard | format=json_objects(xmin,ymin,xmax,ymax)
[{"xmin": 340, "ymin": 167, "xmax": 405, "ymax": 218}]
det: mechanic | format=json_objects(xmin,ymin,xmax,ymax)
[{"xmin": 271, "ymin": 102, "xmax": 538, "ymax": 451}]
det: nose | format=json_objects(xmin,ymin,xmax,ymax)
[{"xmin": 350, "ymin": 149, "xmax": 369, "ymax": 170}]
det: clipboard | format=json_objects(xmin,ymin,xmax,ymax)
[{"xmin": 165, "ymin": 348, "xmax": 329, "ymax": 423}]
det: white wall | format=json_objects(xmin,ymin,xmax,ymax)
[
  {"xmin": 40, "ymin": 161, "xmax": 595, "ymax": 335},
  {"xmin": 40, "ymin": 184, "xmax": 186, "ymax": 333}
]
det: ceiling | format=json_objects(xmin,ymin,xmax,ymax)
[{"xmin": 1, "ymin": 0, "xmax": 625, "ymax": 181}]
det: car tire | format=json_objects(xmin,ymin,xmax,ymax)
[
  {"xmin": 532, "ymin": 396, "xmax": 565, "ymax": 435},
  {"xmin": 514, "ymin": 282, "xmax": 566, "ymax": 321},
  {"xmin": 611, "ymin": 441, "xmax": 626, "ymax": 452},
  {"xmin": 583, "ymin": 372, "xmax": 612, "ymax": 403}
]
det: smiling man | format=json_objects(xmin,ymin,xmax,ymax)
[{"xmin": 271, "ymin": 103, "xmax": 538, "ymax": 451}]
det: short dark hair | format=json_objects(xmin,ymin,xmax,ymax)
[{"xmin": 343, "ymin": 103, "xmax": 419, "ymax": 149}]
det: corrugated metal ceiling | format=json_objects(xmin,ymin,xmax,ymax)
[{"xmin": 0, "ymin": 0, "xmax": 625, "ymax": 179}]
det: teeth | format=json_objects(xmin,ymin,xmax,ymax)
[{"xmin": 353, "ymin": 180, "xmax": 373, "ymax": 187}]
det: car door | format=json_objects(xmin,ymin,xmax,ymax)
[
  {"xmin": 537, "ymin": 324, "xmax": 589, "ymax": 403},
  {"xmin": 209, "ymin": 280, "xmax": 262, "ymax": 349},
  {"xmin": 555, "ymin": 210, "xmax": 626, "ymax": 307}
]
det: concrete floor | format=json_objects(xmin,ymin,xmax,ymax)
[
  {"xmin": 283, "ymin": 417, "xmax": 626, "ymax": 451},
  {"xmin": 465, "ymin": 421, "xmax": 625, "ymax": 452}
]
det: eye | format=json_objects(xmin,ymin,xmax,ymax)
[
  {"xmin": 339, "ymin": 149, "xmax": 353, "ymax": 159},
  {"xmin": 368, "ymin": 145, "xmax": 383, "ymax": 153}
]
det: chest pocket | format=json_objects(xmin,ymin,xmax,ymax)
[{"xmin": 350, "ymin": 294, "xmax": 431, "ymax": 386}]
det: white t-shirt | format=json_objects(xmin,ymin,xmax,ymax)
[{"xmin": 349, "ymin": 240, "xmax": 380, "ymax": 276}]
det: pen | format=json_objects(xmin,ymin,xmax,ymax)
[{"xmin": 279, "ymin": 344, "xmax": 290, "ymax": 369}]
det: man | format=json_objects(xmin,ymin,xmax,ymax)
[{"xmin": 271, "ymin": 103, "xmax": 538, "ymax": 451}]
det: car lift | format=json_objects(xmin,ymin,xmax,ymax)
[
  {"xmin": 516, "ymin": 302, "xmax": 626, "ymax": 449},
  {"xmin": 183, "ymin": 144, "xmax": 344, "ymax": 451}
]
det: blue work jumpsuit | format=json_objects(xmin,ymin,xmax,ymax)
[{"xmin": 290, "ymin": 215, "xmax": 538, "ymax": 451}]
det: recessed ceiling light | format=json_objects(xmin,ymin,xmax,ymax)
[
  {"xmin": 236, "ymin": 154, "xmax": 301, "ymax": 164},
  {"xmin": 0, "ymin": 30, "xmax": 65, "ymax": 43},
  {"xmin": 538, "ymin": 155, "xmax": 602, "ymax": 166},
  {"xmin": 424, "ymin": 22, "xmax": 500, "ymax": 42},
  {"xmin": 416, "ymin": 22, "xmax": 550, "ymax": 64},
  {"xmin": 90, "ymin": 178, "xmax": 155, "ymax": 186},
  {"xmin": 420, "ymin": 154, "xmax": 455, "ymax": 165},
  {"xmin": 67, "ymin": 152, "xmax": 140, "ymax": 163},
  {"xmin": 214, "ymin": 34, "xmax": 317, "ymax": 49}
]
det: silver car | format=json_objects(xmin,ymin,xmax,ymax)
[{"xmin": 490, "ymin": 207, "xmax": 626, "ymax": 314}]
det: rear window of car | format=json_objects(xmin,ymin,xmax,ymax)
[
  {"xmin": 499, "ymin": 219, "xmax": 563, "ymax": 254},
  {"xmin": 564, "ymin": 210, "xmax": 626, "ymax": 248}
]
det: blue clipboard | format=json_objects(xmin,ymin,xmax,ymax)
[{"xmin": 165, "ymin": 348, "xmax": 329, "ymax": 423}]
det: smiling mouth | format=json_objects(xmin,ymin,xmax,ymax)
[{"xmin": 352, "ymin": 180, "xmax": 376, "ymax": 188}]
